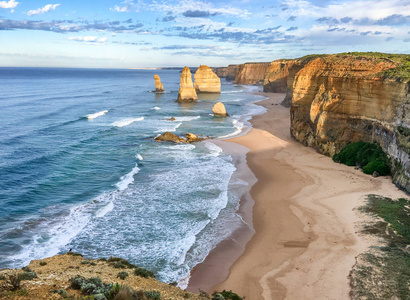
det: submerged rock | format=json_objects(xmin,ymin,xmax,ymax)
[
  {"xmin": 212, "ymin": 102, "xmax": 228, "ymax": 117},
  {"xmin": 166, "ymin": 117, "xmax": 176, "ymax": 121},
  {"xmin": 194, "ymin": 65, "xmax": 221, "ymax": 93},
  {"xmin": 177, "ymin": 67, "xmax": 198, "ymax": 102},
  {"xmin": 154, "ymin": 74, "xmax": 164, "ymax": 92}
]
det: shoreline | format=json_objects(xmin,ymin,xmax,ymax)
[{"xmin": 188, "ymin": 92, "xmax": 408, "ymax": 299}]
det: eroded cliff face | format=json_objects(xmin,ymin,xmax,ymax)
[
  {"xmin": 216, "ymin": 65, "xmax": 237, "ymax": 81},
  {"xmin": 194, "ymin": 65, "xmax": 221, "ymax": 93},
  {"xmin": 234, "ymin": 62, "xmax": 270, "ymax": 85},
  {"xmin": 289, "ymin": 55, "xmax": 410, "ymax": 192}
]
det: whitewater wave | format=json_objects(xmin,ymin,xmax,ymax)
[
  {"xmin": 218, "ymin": 119, "xmax": 244, "ymax": 138},
  {"xmin": 111, "ymin": 117, "xmax": 144, "ymax": 127},
  {"xmin": 152, "ymin": 107, "xmax": 161, "ymax": 110},
  {"xmin": 116, "ymin": 164, "xmax": 140, "ymax": 191},
  {"xmin": 87, "ymin": 110, "xmax": 108, "ymax": 120},
  {"xmin": 173, "ymin": 116, "xmax": 200, "ymax": 122}
]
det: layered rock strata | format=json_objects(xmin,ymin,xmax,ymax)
[
  {"xmin": 177, "ymin": 67, "xmax": 198, "ymax": 102},
  {"xmin": 212, "ymin": 102, "xmax": 228, "ymax": 116},
  {"xmin": 289, "ymin": 54, "xmax": 410, "ymax": 192},
  {"xmin": 154, "ymin": 74, "xmax": 164, "ymax": 92},
  {"xmin": 194, "ymin": 65, "xmax": 221, "ymax": 93},
  {"xmin": 216, "ymin": 64, "xmax": 238, "ymax": 81},
  {"xmin": 234, "ymin": 62, "xmax": 270, "ymax": 85}
]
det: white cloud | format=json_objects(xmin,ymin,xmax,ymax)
[
  {"xmin": 0, "ymin": 0, "xmax": 18, "ymax": 12},
  {"xmin": 27, "ymin": 4, "xmax": 60, "ymax": 16},
  {"xmin": 111, "ymin": 5, "xmax": 132, "ymax": 12},
  {"xmin": 69, "ymin": 36, "xmax": 108, "ymax": 44}
]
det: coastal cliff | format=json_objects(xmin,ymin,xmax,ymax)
[
  {"xmin": 233, "ymin": 62, "xmax": 270, "ymax": 85},
  {"xmin": 288, "ymin": 53, "xmax": 410, "ymax": 192},
  {"xmin": 216, "ymin": 65, "xmax": 237, "ymax": 81}
]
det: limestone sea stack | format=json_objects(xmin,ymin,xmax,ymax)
[
  {"xmin": 194, "ymin": 65, "xmax": 221, "ymax": 93},
  {"xmin": 154, "ymin": 74, "xmax": 164, "ymax": 92},
  {"xmin": 212, "ymin": 102, "xmax": 228, "ymax": 117},
  {"xmin": 177, "ymin": 67, "xmax": 198, "ymax": 102}
]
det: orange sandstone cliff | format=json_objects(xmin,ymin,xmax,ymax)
[
  {"xmin": 216, "ymin": 65, "xmax": 237, "ymax": 81},
  {"xmin": 233, "ymin": 62, "xmax": 270, "ymax": 85},
  {"xmin": 288, "ymin": 54, "xmax": 410, "ymax": 192}
]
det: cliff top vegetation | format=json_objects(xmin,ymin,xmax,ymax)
[{"xmin": 336, "ymin": 52, "xmax": 410, "ymax": 81}]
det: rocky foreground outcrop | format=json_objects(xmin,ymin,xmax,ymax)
[
  {"xmin": 177, "ymin": 67, "xmax": 198, "ymax": 102},
  {"xmin": 194, "ymin": 65, "xmax": 221, "ymax": 93},
  {"xmin": 216, "ymin": 65, "xmax": 238, "ymax": 81},
  {"xmin": 154, "ymin": 74, "xmax": 164, "ymax": 92},
  {"xmin": 234, "ymin": 62, "xmax": 270, "ymax": 85},
  {"xmin": 288, "ymin": 53, "xmax": 410, "ymax": 193},
  {"xmin": 0, "ymin": 253, "xmax": 202, "ymax": 299}
]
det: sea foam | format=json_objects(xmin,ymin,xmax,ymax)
[
  {"xmin": 86, "ymin": 110, "xmax": 108, "ymax": 120},
  {"xmin": 115, "ymin": 164, "xmax": 140, "ymax": 191},
  {"xmin": 111, "ymin": 117, "xmax": 144, "ymax": 127}
]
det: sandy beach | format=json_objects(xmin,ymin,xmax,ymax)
[{"xmin": 188, "ymin": 92, "xmax": 408, "ymax": 299}]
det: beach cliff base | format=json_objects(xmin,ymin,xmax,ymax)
[{"xmin": 188, "ymin": 92, "xmax": 408, "ymax": 299}]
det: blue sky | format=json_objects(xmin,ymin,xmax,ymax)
[{"xmin": 0, "ymin": 0, "xmax": 409, "ymax": 68}]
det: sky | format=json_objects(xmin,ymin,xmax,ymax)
[{"xmin": 0, "ymin": 0, "xmax": 409, "ymax": 68}]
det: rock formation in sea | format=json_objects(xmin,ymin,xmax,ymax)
[
  {"xmin": 155, "ymin": 132, "xmax": 186, "ymax": 143},
  {"xmin": 234, "ymin": 62, "xmax": 270, "ymax": 85},
  {"xmin": 212, "ymin": 102, "xmax": 228, "ymax": 117},
  {"xmin": 194, "ymin": 65, "xmax": 221, "ymax": 93},
  {"xmin": 154, "ymin": 74, "xmax": 164, "ymax": 92},
  {"xmin": 155, "ymin": 131, "xmax": 208, "ymax": 143},
  {"xmin": 216, "ymin": 64, "xmax": 238, "ymax": 81},
  {"xmin": 286, "ymin": 53, "xmax": 410, "ymax": 193},
  {"xmin": 177, "ymin": 67, "xmax": 198, "ymax": 102}
]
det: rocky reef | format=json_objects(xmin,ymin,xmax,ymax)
[
  {"xmin": 216, "ymin": 65, "xmax": 238, "ymax": 81},
  {"xmin": 288, "ymin": 53, "xmax": 410, "ymax": 193},
  {"xmin": 177, "ymin": 67, "xmax": 198, "ymax": 102},
  {"xmin": 153, "ymin": 74, "xmax": 164, "ymax": 92},
  {"xmin": 194, "ymin": 65, "xmax": 221, "ymax": 93},
  {"xmin": 234, "ymin": 62, "xmax": 270, "ymax": 85}
]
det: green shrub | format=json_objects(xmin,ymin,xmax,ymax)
[
  {"xmin": 67, "ymin": 251, "xmax": 83, "ymax": 257},
  {"xmin": 116, "ymin": 272, "xmax": 129, "ymax": 280},
  {"xmin": 39, "ymin": 261, "xmax": 47, "ymax": 266},
  {"xmin": 134, "ymin": 267, "xmax": 155, "ymax": 279},
  {"xmin": 333, "ymin": 142, "xmax": 390, "ymax": 175},
  {"xmin": 81, "ymin": 260, "xmax": 91, "ymax": 265},
  {"xmin": 0, "ymin": 274, "xmax": 5, "ymax": 280},
  {"xmin": 108, "ymin": 257, "xmax": 137, "ymax": 269},
  {"xmin": 212, "ymin": 290, "xmax": 244, "ymax": 300},
  {"xmin": 18, "ymin": 271, "xmax": 37, "ymax": 281},
  {"xmin": 144, "ymin": 290, "xmax": 161, "ymax": 300}
]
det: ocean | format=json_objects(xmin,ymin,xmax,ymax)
[{"xmin": 0, "ymin": 67, "xmax": 265, "ymax": 286}]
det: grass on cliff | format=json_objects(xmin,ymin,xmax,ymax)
[
  {"xmin": 333, "ymin": 141, "xmax": 390, "ymax": 176},
  {"xmin": 349, "ymin": 195, "xmax": 410, "ymax": 300},
  {"xmin": 337, "ymin": 52, "xmax": 410, "ymax": 81}
]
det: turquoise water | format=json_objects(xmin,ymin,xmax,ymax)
[{"xmin": 0, "ymin": 67, "xmax": 264, "ymax": 285}]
